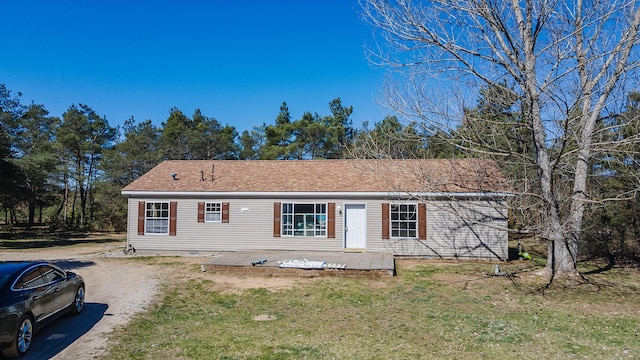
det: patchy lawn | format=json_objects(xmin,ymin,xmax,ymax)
[{"xmin": 103, "ymin": 257, "xmax": 640, "ymax": 360}]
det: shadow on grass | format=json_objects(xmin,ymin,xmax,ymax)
[
  {"xmin": 0, "ymin": 237, "xmax": 123, "ymax": 250},
  {"xmin": 0, "ymin": 231, "xmax": 125, "ymax": 250},
  {"xmin": 582, "ymin": 254, "xmax": 640, "ymax": 275},
  {"xmin": 582, "ymin": 262, "xmax": 615, "ymax": 275}
]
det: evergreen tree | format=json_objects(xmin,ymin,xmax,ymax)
[
  {"xmin": 457, "ymin": 82, "xmax": 537, "ymax": 231},
  {"xmin": 263, "ymin": 102, "xmax": 295, "ymax": 159},
  {"xmin": 0, "ymin": 85, "xmax": 25, "ymax": 223},
  {"xmin": 14, "ymin": 104, "xmax": 60, "ymax": 227},
  {"xmin": 322, "ymin": 98, "xmax": 354, "ymax": 159},
  {"xmin": 291, "ymin": 112, "xmax": 324, "ymax": 159},
  {"xmin": 57, "ymin": 104, "xmax": 117, "ymax": 229},
  {"xmin": 239, "ymin": 126, "xmax": 265, "ymax": 160},
  {"xmin": 159, "ymin": 108, "xmax": 239, "ymax": 160},
  {"xmin": 103, "ymin": 117, "xmax": 162, "ymax": 186},
  {"xmin": 582, "ymin": 92, "xmax": 640, "ymax": 259},
  {"xmin": 352, "ymin": 116, "xmax": 430, "ymax": 159},
  {"xmin": 159, "ymin": 108, "xmax": 191, "ymax": 160}
]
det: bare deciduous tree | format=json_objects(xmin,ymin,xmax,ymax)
[{"xmin": 361, "ymin": 0, "xmax": 640, "ymax": 283}]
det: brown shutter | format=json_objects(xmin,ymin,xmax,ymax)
[
  {"xmin": 222, "ymin": 202, "xmax": 230, "ymax": 223},
  {"xmin": 327, "ymin": 203, "xmax": 336, "ymax": 238},
  {"xmin": 197, "ymin": 202, "xmax": 205, "ymax": 223},
  {"xmin": 137, "ymin": 201, "xmax": 145, "ymax": 235},
  {"xmin": 273, "ymin": 202, "xmax": 281, "ymax": 237},
  {"xmin": 418, "ymin": 203, "xmax": 427, "ymax": 240},
  {"xmin": 169, "ymin": 202, "xmax": 177, "ymax": 236},
  {"xmin": 382, "ymin": 202, "xmax": 390, "ymax": 239}
]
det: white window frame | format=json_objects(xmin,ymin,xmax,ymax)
[
  {"xmin": 205, "ymin": 202, "xmax": 222, "ymax": 223},
  {"xmin": 146, "ymin": 202, "xmax": 169, "ymax": 235},
  {"xmin": 390, "ymin": 203, "xmax": 417, "ymax": 239},
  {"xmin": 282, "ymin": 202, "xmax": 327, "ymax": 237}
]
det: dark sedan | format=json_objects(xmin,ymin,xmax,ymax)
[{"xmin": 0, "ymin": 262, "xmax": 84, "ymax": 358}]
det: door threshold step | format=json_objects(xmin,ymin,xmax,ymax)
[{"xmin": 344, "ymin": 248, "xmax": 366, "ymax": 253}]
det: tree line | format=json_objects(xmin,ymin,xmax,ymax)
[
  {"xmin": 2, "ymin": 78, "xmax": 639, "ymax": 262},
  {"xmin": 0, "ymin": 84, "xmax": 430, "ymax": 232}
]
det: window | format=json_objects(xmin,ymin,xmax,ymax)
[
  {"xmin": 391, "ymin": 204, "xmax": 417, "ymax": 238},
  {"xmin": 14, "ymin": 268, "xmax": 45, "ymax": 290},
  {"xmin": 39, "ymin": 265, "xmax": 65, "ymax": 284},
  {"xmin": 282, "ymin": 203, "xmax": 327, "ymax": 237},
  {"xmin": 205, "ymin": 202, "xmax": 222, "ymax": 222},
  {"xmin": 146, "ymin": 202, "xmax": 169, "ymax": 234}
]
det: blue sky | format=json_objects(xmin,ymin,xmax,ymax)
[{"xmin": 0, "ymin": 0, "xmax": 388, "ymax": 133}]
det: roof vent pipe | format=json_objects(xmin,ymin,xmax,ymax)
[
  {"xmin": 200, "ymin": 170, "xmax": 205, "ymax": 181},
  {"xmin": 171, "ymin": 173, "xmax": 178, "ymax": 181},
  {"xmin": 211, "ymin": 164, "xmax": 215, "ymax": 181}
]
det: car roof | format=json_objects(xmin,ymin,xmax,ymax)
[
  {"xmin": 0, "ymin": 261, "xmax": 45, "ymax": 276},
  {"xmin": 0, "ymin": 261, "xmax": 49, "ymax": 288}
]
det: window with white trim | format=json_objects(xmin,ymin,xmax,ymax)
[
  {"xmin": 146, "ymin": 202, "xmax": 169, "ymax": 234},
  {"xmin": 282, "ymin": 203, "xmax": 327, "ymax": 237},
  {"xmin": 391, "ymin": 203, "xmax": 417, "ymax": 238},
  {"xmin": 205, "ymin": 202, "xmax": 222, "ymax": 222}
]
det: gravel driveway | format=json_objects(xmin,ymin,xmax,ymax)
[
  {"xmin": 0, "ymin": 242, "xmax": 165, "ymax": 360},
  {"xmin": 0, "ymin": 240, "xmax": 301, "ymax": 359}
]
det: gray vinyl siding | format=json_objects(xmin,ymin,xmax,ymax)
[
  {"xmin": 127, "ymin": 196, "xmax": 508, "ymax": 260},
  {"xmin": 363, "ymin": 200, "xmax": 384, "ymax": 252},
  {"xmin": 127, "ymin": 197, "xmax": 345, "ymax": 252},
  {"xmin": 377, "ymin": 200, "xmax": 508, "ymax": 260}
]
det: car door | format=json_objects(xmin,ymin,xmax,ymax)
[
  {"xmin": 13, "ymin": 267, "xmax": 55, "ymax": 324},
  {"xmin": 38, "ymin": 265, "xmax": 74, "ymax": 314}
]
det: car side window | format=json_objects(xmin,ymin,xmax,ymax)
[
  {"xmin": 39, "ymin": 265, "xmax": 65, "ymax": 284},
  {"xmin": 14, "ymin": 268, "xmax": 46, "ymax": 290}
]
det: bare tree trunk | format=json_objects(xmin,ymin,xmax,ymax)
[
  {"xmin": 79, "ymin": 181, "xmax": 86, "ymax": 226},
  {"xmin": 71, "ymin": 180, "xmax": 78, "ymax": 228},
  {"xmin": 55, "ymin": 164, "xmax": 69, "ymax": 223},
  {"xmin": 27, "ymin": 198, "xmax": 35, "ymax": 229},
  {"xmin": 10, "ymin": 206, "xmax": 16, "ymax": 224},
  {"xmin": 516, "ymin": 4, "xmax": 581, "ymax": 278}
]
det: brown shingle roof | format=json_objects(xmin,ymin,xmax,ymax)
[{"xmin": 121, "ymin": 159, "xmax": 510, "ymax": 194}]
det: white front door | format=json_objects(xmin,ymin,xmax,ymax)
[{"xmin": 344, "ymin": 204, "xmax": 367, "ymax": 249}]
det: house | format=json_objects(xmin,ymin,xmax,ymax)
[{"xmin": 121, "ymin": 159, "xmax": 511, "ymax": 260}]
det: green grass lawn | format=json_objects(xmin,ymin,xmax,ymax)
[{"xmin": 103, "ymin": 257, "xmax": 640, "ymax": 360}]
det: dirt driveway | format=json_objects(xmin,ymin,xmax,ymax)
[
  {"xmin": 0, "ymin": 242, "xmax": 180, "ymax": 359},
  {"xmin": 0, "ymin": 241, "xmax": 298, "ymax": 360}
]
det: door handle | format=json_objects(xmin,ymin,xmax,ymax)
[{"xmin": 55, "ymin": 288, "xmax": 61, "ymax": 292}]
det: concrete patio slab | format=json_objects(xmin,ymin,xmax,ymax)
[{"xmin": 201, "ymin": 250, "xmax": 396, "ymax": 277}]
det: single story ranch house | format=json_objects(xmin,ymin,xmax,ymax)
[{"xmin": 121, "ymin": 159, "xmax": 511, "ymax": 260}]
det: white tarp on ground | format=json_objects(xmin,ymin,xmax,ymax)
[{"xmin": 278, "ymin": 259, "xmax": 326, "ymax": 269}]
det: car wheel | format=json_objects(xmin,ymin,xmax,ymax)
[
  {"xmin": 1, "ymin": 315, "xmax": 33, "ymax": 358},
  {"xmin": 69, "ymin": 285, "xmax": 85, "ymax": 315}
]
